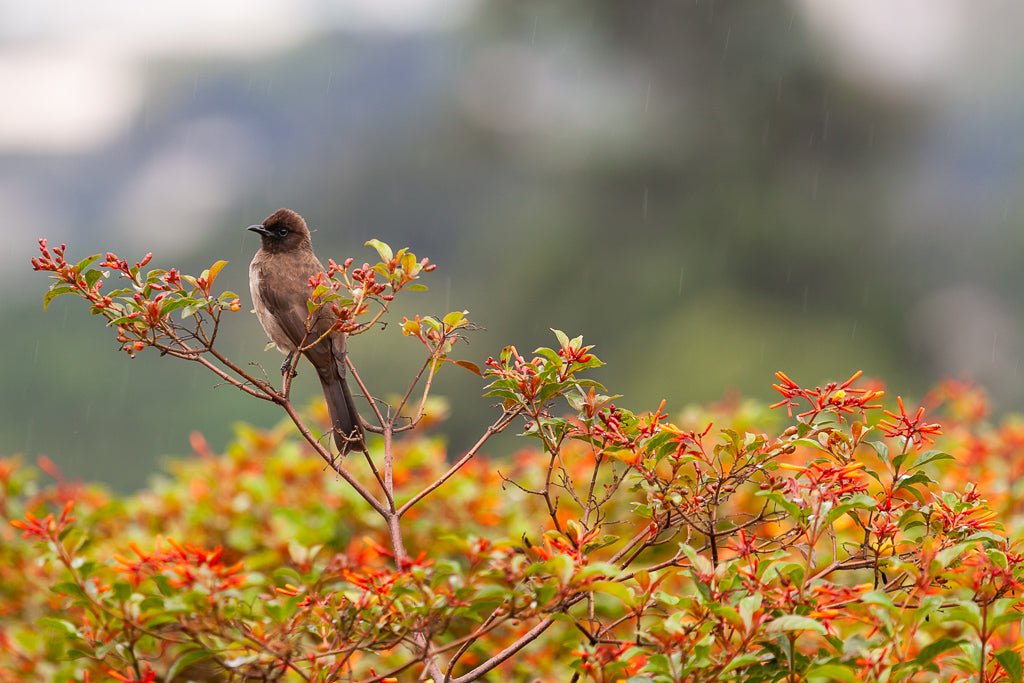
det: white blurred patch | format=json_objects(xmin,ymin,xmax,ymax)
[
  {"xmin": 794, "ymin": 0, "xmax": 966, "ymax": 94},
  {"xmin": 0, "ymin": 0, "xmax": 476, "ymax": 154},
  {"xmin": 0, "ymin": 49, "xmax": 140, "ymax": 153}
]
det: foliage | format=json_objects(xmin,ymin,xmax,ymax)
[{"xmin": 9, "ymin": 239, "xmax": 1024, "ymax": 681}]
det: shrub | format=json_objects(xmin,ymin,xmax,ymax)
[{"xmin": 6, "ymin": 238, "xmax": 1022, "ymax": 682}]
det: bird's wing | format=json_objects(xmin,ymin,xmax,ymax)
[{"xmin": 254, "ymin": 252, "xmax": 327, "ymax": 352}]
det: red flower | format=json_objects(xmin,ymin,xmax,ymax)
[
  {"xmin": 770, "ymin": 370, "xmax": 884, "ymax": 422},
  {"xmin": 878, "ymin": 396, "xmax": 943, "ymax": 447},
  {"xmin": 10, "ymin": 500, "xmax": 75, "ymax": 541}
]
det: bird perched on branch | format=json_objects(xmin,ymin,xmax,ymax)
[{"xmin": 247, "ymin": 208, "xmax": 364, "ymax": 454}]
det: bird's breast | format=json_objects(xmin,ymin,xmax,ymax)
[{"xmin": 249, "ymin": 256, "xmax": 296, "ymax": 354}]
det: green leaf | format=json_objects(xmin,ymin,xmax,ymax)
[
  {"xmin": 166, "ymin": 649, "xmax": 215, "ymax": 682},
  {"xmin": 943, "ymin": 602, "xmax": 981, "ymax": 631},
  {"xmin": 42, "ymin": 284, "xmax": 75, "ymax": 310},
  {"xmin": 442, "ymin": 310, "xmax": 468, "ymax": 328},
  {"xmin": 51, "ymin": 582, "xmax": 87, "ymax": 600},
  {"xmin": 74, "ymin": 253, "xmax": 102, "ymax": 272},
  {"xmin": 913, "ymin": 637, "xmax": 964, "ymax": 666},
  {"xmin": 806, "ymin": 664, "xmax": 858, "ymax": 683},
  {"xmin": 765, "ymin": 615, "xmax": 827, "ymax": 634},
  {"xmin": 866, "ymin": 440, "xmax": 889, "ymax": 462},
  {"xmin": 365, "ymin": 238, "xmax": 393, "ymax": 263},
  {"xmin": 111, "ymin": 581, "xmax": 132, "ymax": 601},
  {"xmin": 909, "ymin": 450, "xmax": 954, "ymax": 471},
  {"xmin": 997, "ymin": 649, "xmax": 1024, "ymax": 683},
  {"xmin": 84, "ymin": 268, "xmax": 104, "ymax": 289},
  {"xmin": 159, "ymin": 298, "xmax": 192, "ymax": 316},
  {"xmin": 679, "ymin": 543, "xmax": 712, "ymax": 577},
  {"xmin": 738, "ymin": 593, "xmax": 762, "ymax": 631},
  {"xmin": 38, "ymin": 617, "xmax": 79, "ymax": 638},
  {"xmin": 721, "ymin": 653, "xmax": 762, "ymax": 674},
  {"xmin": 822, "ymin": 493, "xmax": 876, "ymax": 527},
  {"xmin": 588, "ymin": 580, "xmax": 635, "ymax": 607}
]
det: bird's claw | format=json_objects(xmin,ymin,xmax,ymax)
[{"xmin": 280, "ymin": 353, "xmax": 298, "ymax": 378}]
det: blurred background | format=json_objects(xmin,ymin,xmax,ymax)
[{"xmin": 4, "ymin": 0, "xmax": 1024, "ymax": 490}]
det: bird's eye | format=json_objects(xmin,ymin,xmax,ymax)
[{"xmin": 277, "ymin": 227, "xmax": 288, "ymax": 237}]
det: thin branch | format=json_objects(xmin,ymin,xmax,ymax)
[
  {"xmin": 276, "ymin": 399, "xmax": 388, "ymax": 518},
  {"xmin": 345, "ymin": 355, "xmax": 387, "ymax": 432},
  {"xmin": 398, "ymin": 408, "xmax": 521, "ymax": 517},
  {"xmin": 448, "ymin": 617, "xmax": 555, "ymax": 683}
]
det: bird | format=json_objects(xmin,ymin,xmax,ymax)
[{"xmin": 247, "ymin": 208, "xmax": 364, "ymax": 454}]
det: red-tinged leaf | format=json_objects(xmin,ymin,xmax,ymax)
[
  {"xmin": 400, "ymin": 251, "xmax": 417, "ymax": 274},
  {"xmin": 452, "ymin": 359, "xmax": 482, "ymax": 376},
  {"xmin": 206, "ymin": 260, "xmax": 228, "ymax": 286}
]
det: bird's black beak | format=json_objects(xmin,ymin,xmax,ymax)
[{"xmin": 247, "ymin": 224, "xmax": 271, "ymax": 237}]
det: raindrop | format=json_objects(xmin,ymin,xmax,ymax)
[
  {"xmin": 644, "ymin": 79, "xmax": 652, "ymax": 114},
  {"xmin": 642, "ymin": 188, "xmax": 649, "ymax": 220},
  {"xmin": 850, "ymin": 320, "xmax": 858, "ymax": 341},
  {"xmin": 802, "ymin": 285, "xmax": 809, "ymax": 313},
  {"xmin": 678, "ymin": 267, "xmax": 685, "ymax": 297},
  {"xmin": 445, "ymin": 276, "xmax": 451, "ymax": 312},
  {"xmin": 33, "ymin": 340, "xmax": 39, "ymax": 365},
  {"xmin": 326, "ymin": 70, "xmax": 334, "ymax": 94}
]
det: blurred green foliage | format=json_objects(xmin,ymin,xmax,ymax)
[{"xmin": 8, "ymin": 2, "xmax": 1020, "ymax": 488}]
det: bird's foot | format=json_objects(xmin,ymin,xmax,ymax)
[{"xmin": 280, "ymin": 352, "xmax": 298, "ymax": 378}]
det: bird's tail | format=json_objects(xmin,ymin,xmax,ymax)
[{"xmin": 318, "ymin": 371, "xmax": 363, "ymax": 455}]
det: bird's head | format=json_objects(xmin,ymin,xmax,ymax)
[{"xmin": 247, "ymin": 208, "xmax": 311, "ymax": 252}]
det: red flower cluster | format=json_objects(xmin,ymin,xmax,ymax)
[
  {"xmin": 113, "ymin": 538, "xmax": 244, "ymax": 593},
  {"xmin": 777, "ymin": 460, "xmax": 869, "ymax": 501},
  {"xmin": 31, "ymin": 240, "xmax": 113, "ymax": 310},
  {"xmin": 9, "ymin": 500, "xmax": 75, "ymax": 541},
  {"xmin": 770, "ymin": 370, "xmax": 884, "ymax": 422},
  {"xmin": 878, "ymin": 396, "xmax": 943, "ymax": 448},
  {"xmin": 933, "ymin": 488, "xmax": 999, "ymax": 537},
  {"xmin": 485, "ymin": 346, "xmax": 545, "ymax": 401},
  {"xmin": 107, "ymin": 665, "xmax": 157, "ymax": 683}
]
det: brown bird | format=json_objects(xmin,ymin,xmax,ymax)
[{"xmin": 248, "ymin": 208, "xmax": 363, "ymax": 454}]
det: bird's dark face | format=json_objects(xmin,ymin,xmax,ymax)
[{"xmin": 247, "ymin": 208, "xmax": 311, "ymax": 253}]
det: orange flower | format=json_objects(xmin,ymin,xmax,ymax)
[{"xmin": 878, "ymin": 396, "xmax": 943, "ymax": 447}]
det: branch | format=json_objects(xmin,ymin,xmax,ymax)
[
  {"xmin": 397, "ymin": 408, "xmax": 521, "ymax": 517},
  {"xmin": 448, "ymin": 616, "xmax": 555, "ymax": 683},
  {"xmin": 275, "ymin": 399, "xmax": 388, "ymax": 518}
]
